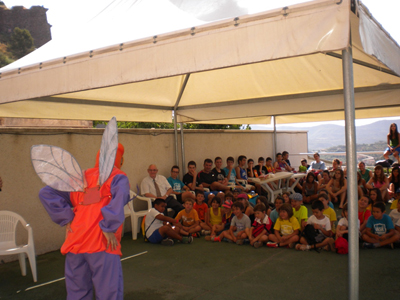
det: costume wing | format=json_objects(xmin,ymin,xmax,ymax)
[
  {"xmin": 31, "ymin": 145, "xmax": 84, "ymax": 192},
  {"xmin": 98, "ymin": 116, "xmax": 118, "ymax": 186}
]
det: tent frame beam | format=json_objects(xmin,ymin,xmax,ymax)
[
  {"xmin": 176, "ymin": 83, "xmax": 400, "ymax": 111},
  {"xmin": 327, "ymin": 52, "xmax": 399, "ymax": 77},
  {"xmin": 173, "ymin": 74, "xmax": 191, "ymax": 167}
]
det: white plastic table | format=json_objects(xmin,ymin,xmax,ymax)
[
  {"xmin": 284, "ymin": 173, "xmax": 307, "ymax": 194},
  {"xmin": 251, "ymin": 172, "xmax": 293, "ymax": 203}
]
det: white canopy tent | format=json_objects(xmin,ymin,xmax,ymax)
[
  {"xmin": 0, "ymin": 0, "xmax": 399, "ymax": 124},
  {"xmin": 1, "ymin": 1, "xmax": 400, "ymax": 299}
]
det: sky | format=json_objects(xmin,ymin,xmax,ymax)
[{"xmin": 3, "ymin": 0, "xmax": 400, "ymax": 128}]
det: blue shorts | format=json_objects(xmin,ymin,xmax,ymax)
[
  {"xmin": 385, "ymin": 146, "xmax": 400, "ymax": 154},
  {"xmin": 148, "ymin": 229, "xmax": 164, "ymax": 244}
]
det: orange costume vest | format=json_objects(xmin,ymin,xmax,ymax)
[{"xmin": 61, "ymin": 167, "xmax": 126, "ymax": 256}]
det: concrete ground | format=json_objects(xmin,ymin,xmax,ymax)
[{"xmin": 1, "ymin": 228, "xmax": 400, "ymax": 300}]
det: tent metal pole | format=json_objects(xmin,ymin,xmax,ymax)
[
  {"xmin": 173, "ymin": 74, "xmax": 191, "ymax": 169},
  {"xmin": 174, "ymin": 110, "xmax": 179, "ymax": 167},
  {"xmin": 342, "ymin": 44, "xmax": 359, "ymax": 300},
  {"xmin": 180, "ymin": 122, "xmax": 186, "ymax": 175},
  {"xmin": 273, "ymin": 116, "xmax": 277, "ymax": 159}
]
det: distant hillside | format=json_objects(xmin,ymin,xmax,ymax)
[{"xmin": 278, "ymin": 119, "xmax": 398, "ymax": 151}]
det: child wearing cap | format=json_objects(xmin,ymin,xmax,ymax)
[
  {"xmin": 290, "ymin": 193, "xmax": 308, "ymax": 231},
  {"xmin": 237, "ymin": 193, "xmax": 254, "ymax": 223}
]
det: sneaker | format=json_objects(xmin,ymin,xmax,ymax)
[
  {"xmin": 266, "ymin": 242, "xmax": 278, "ymax": 248},
  {"xmin": 236, "ymin": 239, "xmax": 244, "ymax": 245},
  {"xmin": 362, "ymin": 242, "xmax": 375, "ymax": 249},
  {"xmin": 161, "ymin": 238, "xmax": 174, "ymax": 246},
  {"xmin": 254, "ymin": 241, "xmax": 263, "ymax": 248},
  {"xmin": 211, "ymin": 236, "xmax": 221, "ymax": 242},
  {"xmin": 192, "ymin": 232, "xmax": 200, "ymax": 238},
  {"xmin": 200, "ymin": 230, "xmax": 211, "ymax": 236},
  {"xmin": 182, "ymin": 236, "xmax": 193, "ymax": 244},
  {"xmin": 205, "ymin": 235, "xmax": 213, "ymax": 241},
  {"xmin": 295, "ymin": 244, "xmax": 310, "ymax": 251}
]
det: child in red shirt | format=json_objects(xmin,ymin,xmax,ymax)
[{"xmin": 193, "ymin": 191, "xmax": 210, "ymax": 234}]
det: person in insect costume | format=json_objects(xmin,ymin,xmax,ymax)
[{"xmin": 31, "ymin": 117, "xmax": 130, "ymax": 300}]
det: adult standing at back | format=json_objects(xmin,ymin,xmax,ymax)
[{"xmin": 384, "ymin": 123, "xmax": 400, "ymax": 164}]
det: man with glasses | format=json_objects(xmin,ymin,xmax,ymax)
[
  {"xmin": 167, "ymin": 165, "xmax": 195, "ymax": 203},
  {"xmin": 141, "ymin": 164, "xmax": 183, "ymax": 216}
]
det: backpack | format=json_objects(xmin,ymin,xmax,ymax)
[
  {"xmin": 335, "ymin": 237, "xmax": 348, "ymax": 254},
  {"xmin": 141, "ymin": 215, "xmax": 156, "ymax": 242},
  {"xmin": 302, "ymin": 224, "xmax": 318, "ymax": 245},
  {"xmin": 302, "ymin": 224, "xmax": 325, "ymax": 252},
  {"xmin": 141, "ymin": 216, "xmax": 148, "ymax": 242}
]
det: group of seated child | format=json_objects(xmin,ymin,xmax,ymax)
[
  {"xmin": 144, "ymin": 187, "xmax": 400, "ymax": 250},
  {"xmin": 143, "ymin": 153, "xmax": 400, "ymax": 251}
]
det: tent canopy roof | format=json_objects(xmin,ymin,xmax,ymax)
[{"xmin": 1, "ymin": 0, "xmax": 399, "ymax": 124}]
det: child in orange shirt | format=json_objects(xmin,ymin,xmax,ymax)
[{"xmin": 175, "ymin": 198, "xmax": 201, "ymax": 236}]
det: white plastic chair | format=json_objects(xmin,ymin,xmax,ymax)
[
  {"xmin": 127, "ymin": 190, "xmax": 152, "ymax": 240},
  {"xmin": 0, "ymin": 211, "xmax": 37, "ymax": 282}
]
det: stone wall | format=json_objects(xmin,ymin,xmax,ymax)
[{"xmin": 0, "ymin": 3, "xmax": 51, "ymax": 48}]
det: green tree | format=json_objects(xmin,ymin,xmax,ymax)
[
  {"xmin": 0, "ymin": 51, "xmax": 13, "ymax": 68},
  {"xmin": 8, "ymin": 27, "xmax": 35, "ymax": 59}
]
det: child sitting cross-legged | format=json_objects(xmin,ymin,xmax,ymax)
[
  {"xmin": 193, "ymin": 191, "xmax": 210, "ymax": 235},
  {"xmin": 362, "ymin": 201, "xmax": 400, "ymax": 249},
  {"xmin": 212, "ymin": 201, "xmax": 250, "ymax": 243},
  {"xmin": 244, "ymin": 203, "xmax": 273, "ymax": 248},
  {"xmin": 145, "ymin": 198, "xmax": 193, "ymax": 246},
  {"xmin": 205, "ymin": 198, "xmax": 232, "ymax": 240},
  {"xmin": 175, "ymin": 198, "xmax": 202, "ymax": 237},
  {"xmin": 296, "ymin": 200, "xmax": 335, "ymax": 252},
  {"xmin": 267, "ymin": 203, "xmax": 300, "ymax": 248}
]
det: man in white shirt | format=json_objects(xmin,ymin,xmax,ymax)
[{"xmin": 141, "ymin": 164, "xmax": 183, "ymax": 216}]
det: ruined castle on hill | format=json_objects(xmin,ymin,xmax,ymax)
[{"xmin": 0, "ymin": 1, "xmax": 51, "ymax": 48}]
